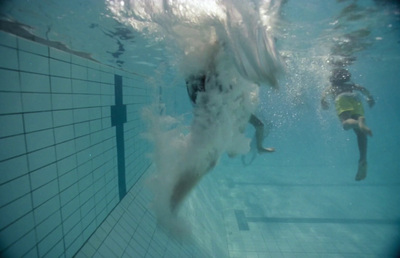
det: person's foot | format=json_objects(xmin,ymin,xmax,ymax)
[
  {"xmin": 258, "ymin": 147, "xmax": 275, "ymax": 153},
  {"xmin": 355, "ymin": 160, "xmax": 367, "ymax": 181},
  {"xmin": 359, "ymin": 117, "xmax": 372, "ymax": 136}
]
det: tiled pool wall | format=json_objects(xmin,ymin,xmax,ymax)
[
  {"xmin": 0, "ymin": 30, "xmax": 228, "ymax": 257},
  {"xmin": 0, "ymin": 29, "xmax": 151, "ymax": 257}
]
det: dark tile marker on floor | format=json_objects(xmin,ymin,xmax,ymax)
[
  {"xmin": 234, "ymin": 209, "xmax": 250, "ymax": 231},
  {"xmin": 111, "ymin": 75, "xmax": 127, "ymax": 200}
]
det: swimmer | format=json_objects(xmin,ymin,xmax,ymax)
[
  {"xmin": 170, "ymin": 69, "xmax": 275, "ymax": 214},
  {"xmin": 170, "ymin": 157, "xmax": 217, "ymax": 213},
  {"xmin": 186, "ymin": 74, "xmax": 275, "ymax": 154},
  {"xmin": 321, "ymin": 68, "xmax": 375, "ymax": 181},
  {"xmin": 249, "ymin": 114, "xmax": 275, "ymax": 153},
  {"xmin": 169, "ymin": 64, "xmax": 275, "ymax": 213}
]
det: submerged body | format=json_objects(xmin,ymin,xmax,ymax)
[
  {"xmin": 321, "ymin": 69, "xmax": 375, "ymax": 181},
  {"xmin": 171, "ymin": 53, "xmax": 276, "ymax": 212},
  {"xmin": 108, "ymin": 0, "xmax": 284, "ymax": 231},
  {"xmin": 186, "ymin": 71, "xmax": 275, "ymax": 153},
  {"xmin": 169, "ymin": 42, "xmax": 261, "ymax": 213}
]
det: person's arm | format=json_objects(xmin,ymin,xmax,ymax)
[
  {"xmin": 353, "ymin": 84, "xmax": 375, "ymax": 107},
  {"xmin": 320, "ymin": 86, "xmax": 332, "ymax": 110}
]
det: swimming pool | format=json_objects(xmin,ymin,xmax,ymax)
[{"xmin": 0, "ymin": 0, "xmax": 399, "ymax": 257}]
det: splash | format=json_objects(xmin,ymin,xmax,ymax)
[
  {"xmin": 107, "ymin": 0, "xmax": 283, "ymax": 84},
  {"xmin": 107, "ymin": 0, "xmax": 283, "ymax": 234}
]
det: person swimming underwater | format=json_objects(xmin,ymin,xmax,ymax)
[
  {"xmin": 169, "ymin": 40, "xmax": 278, "ymax": 213},
  {"xmin": 186, "ymin": 74, "xmax": 275, "ymax": 154},
  {"xmin": 321, "ymin": 68, "xmax": 375, "ymax": 181}
]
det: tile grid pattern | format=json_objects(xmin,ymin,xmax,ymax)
[
  {"xmin": 217, "ymin": 163, "xmax": 400, "ymax": 258},
  {"xmin": 0, "ymin": 31, "xmax": 151, "ymax": 257},
  {"xmin": 76, "ymin": 166, "xmax": 211, "ymax": 258}
]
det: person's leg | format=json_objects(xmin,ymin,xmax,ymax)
[
  {"xmin": 358, "ymin": 116, "xmax": 372, "ymax": 136},
  {"xmin": 339, "ymin": 112, "xmax": 369, "ymax": 181},
  {"xmin": 170, "ymin": 157, "xmax": 217, "ymax": 213},
  {"xmin": 249, "ymin": 114, "xmax": 275, "ymax": 153},
  {"xmin": 338, "ymin": 99, "xmax": 372, "ymax": 136},
  {"xmin": 354, "ymin": 127, "xmax": 368, "ymax": 181},
  {"xmin": 354, "ymin": 128, "xmax": 367, "ymax": 162},
  {"xmin": 339, "ymin": 112, "xmax": 372, "ymax": 136},
  {"xmin": 339, "ymin": 111, "xmax": 359, "ymax": 130},
  {"xmin": 170, "ymin": 171, "xmax": 201, "ymax": 213}
]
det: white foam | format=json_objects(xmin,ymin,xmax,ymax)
[{"xmin": 108, "ymin": 0, "xmax": 284, "ymax": 234}]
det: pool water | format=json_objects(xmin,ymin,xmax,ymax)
[{"xmin": 0, "ymin": 0, "xmax": 399, "ymax": 257}]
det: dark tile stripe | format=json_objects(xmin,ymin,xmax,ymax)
[
  {"xmin": 234, "ymin": 210, "xmax": 250, "ymax": 231},
  {"xmin": 111, "ymin": 75, "xmax": 127, "ymax": 200}
]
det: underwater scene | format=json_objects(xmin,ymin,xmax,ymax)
[{"xmin": 0, "ymin": 0, "xmax": 399, "ymax": 257}]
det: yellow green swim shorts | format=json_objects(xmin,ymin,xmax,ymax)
[{"xmin": 335, "ymin": 94, "xmax": 364, "ymax": 117}]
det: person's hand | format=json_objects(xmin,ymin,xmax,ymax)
[
  {"xmin": 367, "ymin": 97, "xmax": 375, "ymax": 108},
  {"xmin": 321, "ymin": 99, "xmax": 329, "ymax": 110}
]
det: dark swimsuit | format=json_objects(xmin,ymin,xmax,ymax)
[{"xmin": 186, "ymin": 74, "xmax": 206, "ymax": 104}]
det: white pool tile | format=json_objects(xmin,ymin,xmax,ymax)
[
  {"xmin": 0, "ymin": 213, "xmax": 35, "ymax": 252},
  {"xmin": 64, "ymin": 218, "xmax": 83, "ymax": 249},
  {"xmin": 50, "ymin": 58, "xmax": 71, "ymax": 77},
  {"xmin": 0, "ymin": 194, "xmax": 32, "ymax": 229},
  {"xmin": 0, "ymin": 134, "xmax": 26, "ymax": 161},
  {"xmin": 56, "ymin": 140, "xmax": 76, "ymax": 160},
  {"xmin": 57, "ymin": 155, "xmax": 77, "ymax": 177},
  {"xmin": 20, "ymin": 72, "xmax": 50, "ymax": 92},
  {"xmin": 60, "ymin": 180, "xmax": 79, "ymax": 205},
  {"xmin": 50, "ymin": 47, "xmax": 70, "ymax": 62},
  {"xmin": 0, "ymin": 69, "xmax": 20, "ymax": 91},
  {"xmin": 0, "ymin": 45, "xmax": 18, "ymax": 70},
  {"xmin": 74, "ymin": 122, "xmax": 90, "ymax": 137},
  {"xmin": 0, "ymin": 155, "xmax": 28, "ymax": 184},
  {"xmin": 18, "ymin": 37, "xmax": 48, "ymax": 56},
  {"xmin": 30, "ymin": 163, "xmax": 56, "ymax": 189},
  {"xmin": 1, "ymin": 229, "xmax": 37, "ymax": 258},
  {"xmin": 52, "ymin": 93, "xmax": 73, "ymax": 110},
  {"xmin": 25, "ymin": 128, "xmax": 55, "ymax": 152},
  {"xmin": 53, "ymin": 109, "xmax": 74, "ymax": 127},
  {"xmin": 54, "ymin": 125, "xmax": 74, "ymax": 144},
  {"xmin": 0, "ymin": 31, "xmax": 160, "ymax": 258},
  {"xmin": 0, "ymin": 92, "xmax": 23, "ymax": 114},
  {"xmin": 0, "ymin": 31, "xmax": 17, "ymax": 48},
  {"xmin": 24, "ymin": 111, "xmax": 53, "ymax": 132},
  {"xmin": 0, "ymin": 114, "xmax": 24, "ymax": 137},
  {"xmin": 51, "ymin": 76, "xmax": 72, "ymax": 93},
  {"xmin": 19, "ymin": 51, "xmax": 49, "ymax": 74},
  {"xmin": 36, "ymin": 210, "xmax": 62, "ymax": 242},
  {"xmin": 27, "ymin": 146, "xmax": 56, "ymax": 171},
  {"xmin": 32, "ymin": 180, "xmax": 59, "ymax": 208},
  {"xmin": 22, "ymin": 92, "xmax": 51, "ymax": 112},
  {"xmin": 88, "ymin": 68, "xmax": 101, "ymax": 82}
]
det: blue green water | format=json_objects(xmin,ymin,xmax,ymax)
[
  {"xmin": 1, "ymin": 0, "xmax": 399, "ymax": 257},
  {"xmin": 158, "ymin": 1, "xmax": 400, "ymax": 255}
]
